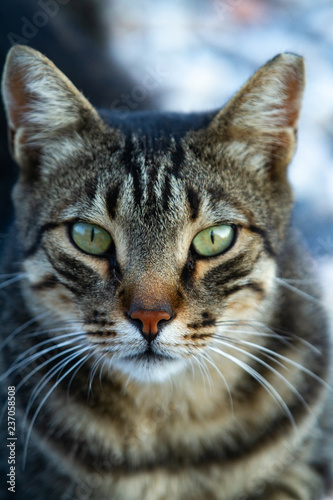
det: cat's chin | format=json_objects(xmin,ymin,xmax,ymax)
[{"xmin": 111, "ymin": 353, "xmax": 186, "ymax": 384}]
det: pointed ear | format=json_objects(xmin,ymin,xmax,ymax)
[
  {"xmin": 209, "ymin": 53, "xmax": 305, "ymax": 173},
  {"xmin": 1, "ymin": 45, "xmax": 102, "ymax": 176}
]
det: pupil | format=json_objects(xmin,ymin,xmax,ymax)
[
  {"xmin": 90, "ymin": 227, "xmax": 95, "ymax": 242},
  {"xmin": 210, "ymin": 230, "xmax": 215, "ymax": 245}
]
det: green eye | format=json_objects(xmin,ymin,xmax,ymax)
[
  {"xmin": 192, "ymin": 225, "xmax": 235, "ymax": 257},
  {"xmin": 71, "ymin": 222, "xmax": 112, "ymax": 255}
]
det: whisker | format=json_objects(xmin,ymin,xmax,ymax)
[
  {"xmin": 67, "ymin": 351, "xmax": 96, "ymax": 398},
  {"xmin": 99, "ymin": 356, "xmax": 110, "ymax": 389},
  {"xmin": 207, "ymin": 345, "xmax": 296, "ymax": 429},
  {"xmin": 262, "ymin": 327, "xmax": 323, "ymax": 356},
  {"xmin": 0, "ymin": 273, "xmax": 23, "ymax": 279},
  {"xmin": 189, "ymin": 357, "xmax": 195, "ymax": 380},
  {"xmin": 216, "ymin": 326, "xmax": 292, "ymax": 342},
  {"xmin": 216, "ymin": 319, "xmax": 322, "ymax": 355},
  {"xmin": 88, "ymin": 354, "xmax": 107, "ymax": 397},
  {"xmin": 280, "ymin": 278, "xmax": 316, "ymax": 285},
  {"xmin": 212, "ymin": 338, "xmax": 311, "ymax": 413},
  {"xmin": 198, "ymin": 351, "xmax": 234, "ymax": 414},
  {"xmin": 192, "ymin": 356, "xmax": 210, "ymax": 392},
  {"xmin": 275, "ymin": 277, "xmax": 322, "ymax": 306},
  {"xmin": 217, "ymin": 329, "xmax": 302, "ymax": 359},
  {"xmin": 198, "ymin": 355, "xmax": 213, "ymax": 391},
  {"xmin": 0, "ymin": 345, "xmax": 86, "ymax": 421},
  {"xmin": 61, "ymin": 319, "xmax": 85, "ymax": 324},
  {"xmin": 25, "ymin": 327, "xmax": 84, "ymax": 338},
  {"xmin": 211, "ymin": 340, "xmax": 312, "ymax": 413},
  {"xmin": 23, "ymin": 350, "xmax": 92, "ymax": 469},
  {"xmin": 16, "ymin": 344, "xmax": 87, "ymax": 392},
  {"xmin": 13, "ymin": 331, "xmax": 86, "ymax": 362},
  {"xmin": 1, "ymin": 334, "xmax": 86, "ymax": 381},
  {"xmin": 215, "ymin": 336, "xmax": 329, "ymax": 390},
  {"xmin": 256, "ymin": 352, "xmax": 287, "ymax": 370},
  {"xmin": 0, "ymin": 311, "xmax": 51, "ymax": 352},
  {"xmin": 0, "ymin": 273, "xmax": 26, "ymax": 290},
  {"xmin": 23, "ymin": 346, "xmax": 92, "ymax": 429}
]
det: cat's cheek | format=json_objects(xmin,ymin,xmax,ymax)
[
  {"xmin": 21, "ymin": 255, "xmax": 80, "ymax": 319},
  {"xmin": 223, "ymin": 289, "xmax": 267, "ymax": 324},
  {"xmin": 24, "ymin": 282, "xmax": 80, "ymax": 321},
  {"xmin": 222, "ymin": 259, "xmax": 277, "ymax": 323}
]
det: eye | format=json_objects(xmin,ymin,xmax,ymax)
[
  {"xmin": 70, "ymin": 222, "xmax": 112, "ymax": 255},
  {"xmin": 192, "ymin": 224, "xmax": 235, "ymax": 257}
]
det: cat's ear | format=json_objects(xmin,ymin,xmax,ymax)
[
  {"xmin": 208, "ymin": 53, "xmax": 305, "ymax": 173},
  {"xmin": 1, "ymin": 45, "xmax": 102, "ymax": 175}
]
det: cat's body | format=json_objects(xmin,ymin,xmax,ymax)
[{"xmin": 0, "ymin": 46, "xmax": 332, "ymax": 500}]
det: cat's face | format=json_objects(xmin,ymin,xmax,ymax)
[{"xmin": 2, "ymin": 46, "xmax": 304, "ymax": 383}]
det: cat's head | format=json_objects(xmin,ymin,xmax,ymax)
[{"xmin": 1, "ymin": 46, "xmax": 304, "ymax": 383}]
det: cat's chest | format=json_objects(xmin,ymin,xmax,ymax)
[
  {"xmin": 44, "ymin": 373, "xmax": 237, "ymax": 470},
  {"xmin": 37, "ymin": 383, "xmax": 297, "ymax": 500}
]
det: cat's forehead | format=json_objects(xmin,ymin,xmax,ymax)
[
  {"xmin": 96, "ymin": 131, "xmax": 199, "ymax": 227},
  {"xmin": 99, "ymin": 110, "xmax": 218, "ymax": 181},
  {"xmin": 51, "ymin": 120, "xmax": 256, "ymax": 230},
  {"xmin": 87, "ymin": 121, "xmax": 213, "ymax": 215},
  {"xmin": 99, "ymin": 130, "xmax": 215, "ymax": 219}
]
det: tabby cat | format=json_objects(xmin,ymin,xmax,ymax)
[{"xmin": 0, "ymin": 45, "xmax": 332, "ymax": 500}]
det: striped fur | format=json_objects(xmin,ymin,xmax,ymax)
[{"xmin": 0, "ymin": 46, "xmax": 332, "ymax": 500}]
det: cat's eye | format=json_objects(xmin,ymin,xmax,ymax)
[
  {"xmin": 192, "ymin": 224, "xmax": 235, "ymax": 257},
  {"xmin": 70, "ymin": 222, "xmax": 112, "ymax": 255}
]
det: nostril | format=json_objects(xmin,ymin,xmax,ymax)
[
  {"xmin": 130, "ymin": 316, "xmax": 144, "ymax": 331},
  {"xmin": 129, "ymin": 310, "xmax": 172, "ymax": 342}
]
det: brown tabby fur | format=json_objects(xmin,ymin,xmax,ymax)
[{"xmin": 0, "ymin": 46, "xmax": 332, "ymax": 500}]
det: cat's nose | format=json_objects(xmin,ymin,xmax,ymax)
[{"xmin": 130, "ymin": 310, "xmax": 171, "ymax": 342}]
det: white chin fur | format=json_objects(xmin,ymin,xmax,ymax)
[{"xmin": 112, "ymin": 356, "xmax": 186, "ymax": 383}]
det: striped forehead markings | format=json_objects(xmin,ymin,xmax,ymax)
[
  {"xmin": 105, "ymin": 184, "xmax": 120, "ymax": 219},
  {"xmin": 122, "ymin": 136, "xmax": 143, "ymax": 206},
  {"xmin": 119, "ymin": 134, "xmax": 183, "ymax": 213},
  {"xmin": 170, "ymin": 140, "xmax": 186, "ymax": 178},
  {"xmin": 101, "ymin": 133, "xmax": 199, "ymax": 220},
  {"xmin": 186, "ymin": 187, "xmax": 200, "ymax": 220}
]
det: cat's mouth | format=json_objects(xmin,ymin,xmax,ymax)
[{"xmin": 122, "ymin": 350, "xmax": 176, "ymax": 363}]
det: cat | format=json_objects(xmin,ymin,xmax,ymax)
[{"xmin": 0, "ymin": 45, "xmax": 332, "ymax": 500}]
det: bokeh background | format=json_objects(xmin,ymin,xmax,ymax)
[{"xmin": 0, "ymin": 1, "xmax": 332, "ymax": 496}]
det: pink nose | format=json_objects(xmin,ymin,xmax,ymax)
[{"xmin": 130, "ymin": 310, "xmax": 171, "ymax": 341}]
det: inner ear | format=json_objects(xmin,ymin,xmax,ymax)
[
  {"xmin": 5, "ymin": 66, "xmax": 32, "ymax": 130},
  {"xmin": 5, "ymin": 66, "xmax": 35, "ymax": 164}
]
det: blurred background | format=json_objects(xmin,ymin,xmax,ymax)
[{"xmin": 0, "ymin": 0, "xmax": 332, "ymax": 329}]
